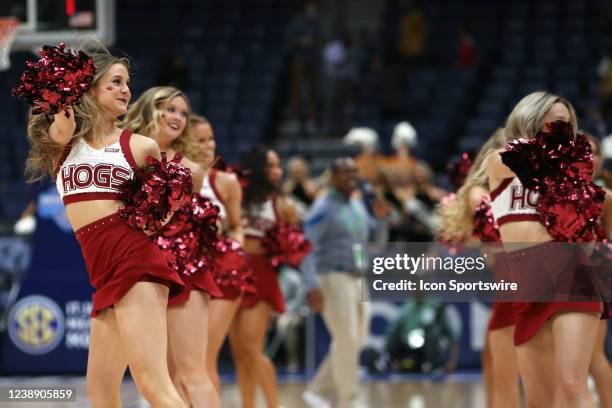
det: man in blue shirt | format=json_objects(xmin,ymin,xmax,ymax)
[{"xmin": 301, "ymin": 157, "xmax": 387, "ymax": 408}]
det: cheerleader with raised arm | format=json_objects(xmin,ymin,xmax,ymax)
[
  {"xmin": 18, "ymin": 46, "xmax": 187, "ymax": 407},
  {"xmin": 585, "ymin": 133, "xmax": 612, "ymax": 408},
  {"xmin": 486, "ymin": 92, "xmax": 609, "ymax": 408}
]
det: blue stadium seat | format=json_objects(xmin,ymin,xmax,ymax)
[
  {"xmin": 232, "ymin": 124, "xmax": 262, "ymax": 143},
  {"xmin": 566, "ymin": 2, "xmax": 586, "ymax": 15},
  {"xmin": 523, "ymin": 66, "xmax": 549, "ymax": 81},
  {"xmin": 458, "ymin": 136, "xmax": 487, "ymax": 152},
  {"xmin": 533, "ymin": 49, "xmax": 557, "ymax": 64},
  {"xmin": 476, "ymin": 100, "xmax": 506, "ymax": 121},
  {"xmin": 492, "ymin": 66, "xmax": 519, "ymax": 83},
  {"xmin": 485, "ymin": 83, "xmax": 514, "ymax": 101},
  {"xmin": 533, "ymin": 18, "xmax": 557, "ymax": 34},
  {"xmin": 207, "ymin": 106, "xmax": 234, "ymax": 123},
  {"xmin": 563, "ymin": 17, "xmax": 586, "ymax": 33},
  {"xmin": 579, "ymin": 119, "xmax": 600, "ymax": 137},
  {"xmin": 211, "ymin": 122, "xmax": 230, "ymax": 142},
  {"xmin": 465, "ymin": 118, "xmax": 498, "ymax": 140},
  {"xmin": 238, "ymin": 105, "xmax": 268, "ymax": 124},
  {"xmin": 504, "ymin": 19, "xmax": 526, "ymax": 33},
  {"xmin": 0, "ymin": 162, "xmax": 12, "ymax": 183},
  {"xmin": 517, "ymin": 81, "xmax": 549, "ymax": 97},
  {"xmin": 427, "ymin": 122, "xmax": 451, "ymax": 143},
  {"xmin": 501, "ymin": 48, "xmax": 527, "ymax": 64},
  {"xmin": 554, "ymin": 65, "xmax": 579, "ymax": 81},
  {"xmin": 534, "ymin": 1, "xmax": 556, "ymax": 16},
  {"xmin": 565, "ymin": 47, "xmax": 591, "ymax": 63},
  {"xmin": 206, "ymin": 90, "xmax": 238, "ymax": 109},
  {"xmin": 405, "ymin": 88, "xmax": 431, "ymax": 116},
  {"xmin": 356, "ymin": 105, "xmax": 381, "ymax": 124},
  {"xmin": 553, "ymin": 82, "xmax": 581, "ymax": 102}
]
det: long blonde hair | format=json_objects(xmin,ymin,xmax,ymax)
[
  {"xmin": 190, "ymin": 114, "xmax": 210, "ymax": 127},
  {"xmin": 122, "ymin": 86, "xmax": 199, "ymax": 161},
  {"xmin": 25, "ymin": 45, "xmax": 130, "ymax": 182},
  {"xmin": 438, "ymin": 128, "xmax": 506, "ymax": 242},
  {"xmin": 503, "ymin": 91, "xmax": 578, "ymax": 143},
  {"xmin": 584, "ymin": 131, "xmax": 602, "ymax": 177},
  {"xmin": 189, "ymin": 114, "xmax": 211, "ymax": 165}
]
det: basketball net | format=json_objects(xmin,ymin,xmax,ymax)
[{"xmin": 0, "ymin": 17, "xmax": 21, "ymax": 71}]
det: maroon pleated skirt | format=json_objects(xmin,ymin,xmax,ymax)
[{"xmin": 75, "ymin": 213, "xmax": 185, "ymax": 317}]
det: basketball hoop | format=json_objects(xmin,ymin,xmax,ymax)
[{"xmin": 0, "ymin": 17, "xmax": 21, "ymax": 71}]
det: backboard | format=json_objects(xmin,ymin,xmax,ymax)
[{"xmin": 1, "ymin": 0, "xmax": 115, "ymax": 53}]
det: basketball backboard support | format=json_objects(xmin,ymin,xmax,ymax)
[{"xmin": 1, "ymin": 0, "xmax": 115, "ymax": 52}]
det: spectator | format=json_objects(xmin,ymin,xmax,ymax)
[
  {"xmin": 301, "ymin": 157, "xmax": 388, "ymax": 408},
  {"xmin": 382, "ymin": 121, "xmax": 419, "ymax": 193},
  {"xmin": 457, "ymin": 25, "xmax": 476, "ymax": 68},
  {"xmin": 376, "ymin": 122, "xmax": 421, "ymax": 240},
  {"xmin": 283, "ymin": 156, "xmax": 320, "ymax": 221},
  {"xmin": 287, "ymin": 0, "xmax": 322, "ymax": 125},
  {"xmin": 403, "ymin": 163, "xmax": 448, "ymax": 241},
  {"xmin": 373, "ymin": 171, "xmax": 408, "ymax": 241},
  {"xmin": 11, "ymin": 181, "xmax": 51, "ymax": 236},
  {"xmin": 397, "ymin": 0, "xmax": 427, "ymax": 67},
  {"xmin": 322, "ymin": 32, "xmax": 359, "ymax": 138},
  {"xmin": 13, "ymin": 201, "xmax": 36, "ymax": 236},
  {"xmin": 343, "ymin": 127, "xmax": 385, "ymax": 184}
]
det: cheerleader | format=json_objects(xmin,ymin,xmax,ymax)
[
  {"xmin": 25, "ymin": 49, "xmax": 186, "ymax": 407},
  {"xmin": 229, "ymin": 145, "xmax": 298, "ymax": 408},
  {"xmin": 189, "ymin": 114, "xmax": 249, "ymax": 393},
  {"xmin": 586, "ymin": 133, "xmax": 612, "ymax": 408},
  {"xmin": 123, "ymin": 87, "xmax": 221, "ymax": 407},
  {"xmin": 438, "ymin": 129, "xmax": 520, "ymax": 408},
  {"xmin": 486, "ymin": 92, "xmax": 607, "ymax": 407}
]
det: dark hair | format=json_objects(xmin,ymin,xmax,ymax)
[
  {"xmin": 240, "ymin": 145, "xmax": 277, "ymax": 207},
  {"xmin": 330, "ymin": 156, "xmax": 355, "ymax": 174}
]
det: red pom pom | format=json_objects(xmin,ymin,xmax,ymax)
[
  {"xmin": 153, "ymin": 193, "xmax": 220, "ymax": 276},
  {"xmin": 119, "ymin": 153, "xmax": 193, "ymax": 233},
  {"xmin": 472, "ymin": 197, "xmax": 500, "ymax": 243},
  {"xmin": 190, "ymin": 193, "xmax": 221, "ymax": 256},
  {"xmin": 11, "ymin": 43, "xmax": 96, "ymax": 114},
  {"xmin": 212, "ymin": 237, "xmax": 256, "ymax": 294},
  {"xmin": 537, "ymin": 179, "xmax": 606, "ymax": 242},
  {"xmin": 212, "ymin": 157, "xmax": 252, "ymax": 189},
  {"xmin": 212, "ymin": 156, "xmax": 228, "ymax": 171},
  {"xmin": 231, "ymin": 166, "xmax": 252, "ymax": 189},
  {"xmin": 447, "ymin": 151, "xmax": 475, "ymax": 190},
  {"xmin": 499, "ymin": 121, "xmax": 605, "ymax": 242},
  {"xmin": 262, "ymin": 222, "xmax": 312, "ymax": 267}
]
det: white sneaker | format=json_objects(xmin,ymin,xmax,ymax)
[{"xmin": 303, "ymin": 390, "xmax": 331, "ymax": 408}]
